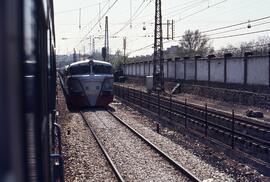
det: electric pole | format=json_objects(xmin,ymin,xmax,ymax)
[
  {"xmin": 92, "ymin": 38, "xmax": 95, "ymax": 57},
  {"xmin": 73, "ymin": 48, "xmax": 76, "ymax": 62},
  {"xmin": 153, "ymin": 0, "xmax": 164, "ymax": 91},
  {"xmin": 102, "ymin": 16, "xmax": 109, "ymax": 61},
  {"xmin": 123, "ymin": 37, "xmax": 127, "ymax": 64}
]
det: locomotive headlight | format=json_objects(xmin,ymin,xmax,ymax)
[{"xmin": 102, "ymin": 78, "xmax": 113, "ymax": 91}]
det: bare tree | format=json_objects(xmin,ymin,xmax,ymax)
[
  {"xmin": 177, "ymin": 29, "xmax": 214, "ymax": 57},
  {"xmin": 216, "ymin": 36, "xmax": 270, "ymax": 56}
]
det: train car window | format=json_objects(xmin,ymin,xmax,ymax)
[
  {"xmin": 93, "ymin": 65, "xmax": 112, "ymax": 74},
  {"xmin": 69, "ymin": 64, "xmax": 90, "ymax": 75}
]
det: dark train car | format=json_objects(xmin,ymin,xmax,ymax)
[{"xmin": 0, "ymin": 0, "xmax": 63, "ymax": 182}]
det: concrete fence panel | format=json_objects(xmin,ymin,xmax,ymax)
[
  {"xmin": 139, "ymin": 63, "xmax": 144, "ymax": 76},
  {"xmin": 210, "ymin": 58, "xmax": 224, "ymax": 82},
  {"xmin": 186, "ymin": 60, "xmax": 195, "ymax": 80},
  {"xmin": 150, "ymin": 63, "xmax": 153, "ymax": 75},
  {"xmin": 247, "ymin": 56, "xmax": 269, "ymax": 85},
  {"xmin": 133, "ymin": 64, "xmax": 136, "ymax": 76},
  {"xmin": 164, "ymin": 61, "xmax": 168, "ymax": 78},
  {"xmin": 176, "ymin": 60, "xmax": 184, "ymax": 79},
  {"xmin": 145, "ymin": 63, "xmax": 149, "ymax": 76},
  {"xmin": 168, "ymin": 61, "xmax": 175, "ymax": 78},
  {"xmin": 227, "ymin": 58, "xmax": 244, "ymax": 84},
  {"xmin": 197, "ymin": 59, "xmax": 208, "ymax": 81}
]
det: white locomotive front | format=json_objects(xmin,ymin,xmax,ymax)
[{"xmin": 64, "ymin": 59, "xmax": 114, "ymax": 108}]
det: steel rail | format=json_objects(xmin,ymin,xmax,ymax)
[
  {"xmin": 119, "ymin": 85, "xmax": 270, "ymax": 134},
  {"xmin": 115, "ymin": 88, "xmax": 270, "ymax": 165},
  {"xmin": 106, "ymin": 109, "xmax": 201, "ymax": 182},
  {"xmin": 80, "ymin": 112, "xmax": 125, "ymax": 182},
  {"xmin": 117, "ymin": 85, "xmax": 270, "ymax": 130},
  {"xmin": 126, "ymin": 90, "xmax": 270, "ymax": 147}
]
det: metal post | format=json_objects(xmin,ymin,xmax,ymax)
[
  {"xmin": 175, "ymin": 58, "xmax": 177, "ymax": 80},
  {"xmin": 231, "ymin": 110, "xmax": 235, "ymax": 149},
  {"xmin": 169, "ymin": 94, "xmax": 172, "ymax": 120},
  {"xmin": 127, "ymin": 87, "xmax": 130, "ymax": 101},
  {"xmin": 244, "ymin": 56, "xmax": 248, "ymax": 85},
  {"xmin": 157, "ymin": 123, "xmax": 160, "ymax": 133},
  {"xmin": 184, "ymin": 99, "xmax": 187, "ymax": 128},
  {"xmin": 269, "ymin": 47, "xmax": 270, "ymax": 87},
  {"xmin": 158, "ymin": 90, "xmax": 160, "ymax": 116},
  {"xmin": 205, "ymin": 103, "xmax": 208, "ymax": 137},
  {"xmin": 140, "ymin": 89, "xmax": 142, "ymax": 106},
  {"xmin": 148, "ymin": 92, "xmax": 150, "ymax": 110}
]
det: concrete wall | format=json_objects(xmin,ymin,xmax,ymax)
[
  {"xmin": 227, "ymin": 58, "xmax": 244, "ymax": 84},
  {"xmin": 132, "ymin": 64, "xmax": 136, "ymax": 76},
  {"xmin": 168, "ymin": 61, "xmax": 175, "ymax": 78},
  {"xmin": 186, "ymin": 60, "xmax": 195, "ymax": 80},
  {"xmin": 124, "ymin": 55, "xmax": 270, "ymax": 86},
  {"xmin": 197, "ymin": 59, "xmax": 208, "ymax": 81},
  {"xmin": 210, "ymin": 58, "xmax": 224, "ymax": 82},
  {"xmin": 176, "ymin": 61, "xmax": 184, "ymax": 79},
  {"xmin": 164, "ymin": 62, "xmax": 168, "ymax": 78},
  {"xmin": 150, "ymin": 63, "xmax": 153, "ymax": 75},
  {"xmin": 247, "ymin": 56, "xmax": 269, "ymax": 85},
  {"xmin": 145, "ymin": 63, "xmax": 149, "ymax": 76},
  {"xmin": 139, "ymin": 63, "xmax": 144, "ymax": 76}
]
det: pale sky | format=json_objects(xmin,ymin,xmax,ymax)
[{"xmin": 54, "ymin": 0, "xmax": 270, "ymax": 57}]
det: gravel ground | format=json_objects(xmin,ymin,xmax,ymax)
[
  {"xmin": 83, "ymin": 110, "xmax": 191, "ymax": 182},
  {"xmin": 56, "ymin": 83, "xmax": 117, "ymax": 182},
  {"xmin": 110, "ymin": 99, "xmax": 270, "ymax": 182}
]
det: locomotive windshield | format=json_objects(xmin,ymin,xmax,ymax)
[
  {"xmin": 93, "ymin": 64, "xmax": 112, "ymax": 74},
  {"xmin": 69, "ymin": 63, "xmax": 90, "ymax": 75}
]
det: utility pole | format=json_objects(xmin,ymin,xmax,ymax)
[
  {"xmin": 89, "ymin": 36, "xmax": 92, "ymax": 55},
  {"xmin": 102, "ymin": 16, "xmax": 109, "ymax": 61},
  {"xmin": 73, "ymin": 48, "xmax": 76, "ymax": 62},
  {"xmin": 130, "ymin": 0, "xmax": 132, "ymax": 29},
  {"xmin": 153, "ymin": 0, "xmax": 164, "ymax": 91},
  {"xmin": 105, "ymin": 16, "xmax": 109, "ymax": 61},
  {"xmin": 123, "ymin": 37, "xmax": 127, "ymax": 64},
  {"xmin": 171, "ymin": 20, "xmax": 175, "ymax": 40},
  {"xmin": 92, "ymin": 38, "xmax": 95, "ymax": 57},
  {"xmin": 79, "ymin": 8, "xmax": 81, "ymax": 30}
]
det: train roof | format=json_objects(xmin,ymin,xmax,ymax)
[{"xmin": 69, "ymin": 59, "xmax": 112, "ymax": 67}]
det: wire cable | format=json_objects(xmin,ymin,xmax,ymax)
[
  {"xmin": 113, "ymin": 0, "xmax": 150, "ymax": 35},
  {"xmin": 209, "ymin": 28, "xmax": 270, "ymax": 40},
  {"xmin": 202, "ymin": 15, "xmax": 270, "ymax": 33},
  {"xmin": 74, "ymin": 0, "xmax": 119, "ymax": 48},
  {"xmin": 55, "ymin": 1, "xmax": 107, "ymax": 14}
]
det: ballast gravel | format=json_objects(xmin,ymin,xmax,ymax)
[
  {"xmin": 57, "ymin": 83, "xmax": 117, "ymax": 182},
  {"xmin": 83, "ymin": 110, "xmax": 191, "ymax": 182},
  {"xmin": 110, "ymin": 99, "xmax": 270, "ymax": 182}
]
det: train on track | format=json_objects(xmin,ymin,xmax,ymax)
[
  {"xmin": 59, "ymin": 59, "xmax": 114, "ymax": 109},
  {"xmin": 0, "ymin": 0, "xmax": 63, "ymax": 181}
]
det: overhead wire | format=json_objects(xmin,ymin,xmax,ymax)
[
  {"xmin": 113, "ymin": 0, "xmax": 150, "ymax": 35},
  {"xmin": 207, "ymin": 20, "xmax": 270, "ymax": 36},
  {"xmin": 175, "ymin": 0, "xmax": 228, "ymax": 22},
  {"xmin": 202, "ymin": 15, "xmax": 270, "ymax": 33},
  {"xmin": 74, "ymin": 0, "xmax": 119, "ymax": 48},
  {"xmin": 55, "ymin": 1, "xmax": 107, "ymax": 14},
  {"xmin": 209, "ymin": 28, "xmax": 270, "ymax": 40}
]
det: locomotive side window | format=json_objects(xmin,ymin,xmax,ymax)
[
  {"xmin": 69, "ymin": 64, "xmax": 90, "ymax": 75},
  {"xmin": 93, "ymin": 64, "xmax": 112, "ymax": 74}
]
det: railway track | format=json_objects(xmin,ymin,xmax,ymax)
[
  {"xmin": 80, "ymin": 109, "xmax": 201, "ymax": 182},
  {"xmin": 114, "ymin": 85, "xmax": 270, "ymax": 165}
]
